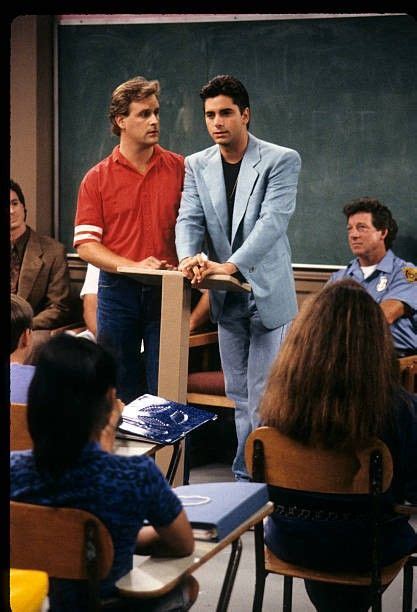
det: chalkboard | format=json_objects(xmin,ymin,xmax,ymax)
[{"xmin": 58, "ymin": 15, "xmax": 417, "ymax": 265}]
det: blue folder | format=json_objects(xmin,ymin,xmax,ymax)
[
  {"xmin": 117, "ymin": 393, "xmax": 217, "ymax": 444},
  {"xmin": 174, "ymin": 481, "xmax": 269, "ymax": 541}
]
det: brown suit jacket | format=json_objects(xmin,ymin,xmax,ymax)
[{"xmin": 17, "ymin": 227, "xmax": 71, "ymax": 330}]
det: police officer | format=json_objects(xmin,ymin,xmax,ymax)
[{"xmin": 330, "ymin": 197, "xmax": 417, "ymax": 356}]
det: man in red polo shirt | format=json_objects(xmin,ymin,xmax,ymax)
[{"xmin": 74, "ymin": 76, "xmax": 184, "ymax": 402}]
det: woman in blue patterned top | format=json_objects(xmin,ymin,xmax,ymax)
[{"xmin": 10, "ymin": 333, "xmax": 198, "ymax": 611}]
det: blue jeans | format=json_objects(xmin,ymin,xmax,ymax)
[
  {"xmin": 218, "ymin": 291, "xmax": 290, "ymax": 480},
  {"xmin": 97, "ymin": 271, "xmax": 161, "ymax": 404}
]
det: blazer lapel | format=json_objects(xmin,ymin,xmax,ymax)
[
  {"xmin": 18, "ymin": 229, "xmax": 43, "ymax": 300},
  {"xmin": 202, "ymin": 148, "xmax": 230, "ymax": 239},
  {"xmin": 231, "ymin": 135, "xmax": 260, "ymax": 244}
]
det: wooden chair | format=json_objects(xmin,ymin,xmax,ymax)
[
  {"xmin": 11, "ymin": 501, "xmax": 128, "ymax": 611},
  {"xmin": 187, "ymin": 330, "xmax": 235, "ymax": 409},
  {"xmin": 10, "ymin": 403, "xmax": 32, "ymax": 451},
  {"xmin": 245, "ymin": 427, "xmax": 412, "ymax": 612},
  {"xmin": 399, "ymin": 355, "xmax": 417, "ymax": 394}
]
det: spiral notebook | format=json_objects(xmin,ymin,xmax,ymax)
[{"xmin": 116, "ymin": 394, "xmax": 217, "ymax": 445}]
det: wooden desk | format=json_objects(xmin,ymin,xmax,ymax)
[
  {"xmin": 114, "ymin": 437, "xmax": 159, "ymax": 458},
  {"xmin": 116, "ymin": 501, "xmax": 273, "ymax": 612},
  {"xmin": 114, "ymin": 437, "xmax": 183, "ymax": 486}
]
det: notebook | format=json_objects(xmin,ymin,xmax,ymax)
[
  {"xmin": 116, "ymin": 394, "xmax": 217, "ymax": 445},
  {"xmin": 174, "ymin": 481, "xmax": 269, "ymax": 541}
]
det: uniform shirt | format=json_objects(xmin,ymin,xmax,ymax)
[
  {"xmin": 330, "ymin": 250, "xmax": 417, "ymax": 352},
  {"xmin": 74, "ymin": 145, "xmax": 184, "ymax": 266},
  {"xmin": 10, "ymin": 442, "xmax": 183, "ymax": 606}
]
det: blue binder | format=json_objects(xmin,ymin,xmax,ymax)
[
  {"xmin": 116, "ymin": 394, "xmax": 217, "ymax": 444},
  {"xmin": 174, "ymin": 482, "xmax": 269, "ymax": 541}
]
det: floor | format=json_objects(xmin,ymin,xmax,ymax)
[{"xmin": 186, "ymin": 419, "xmax": 415, "ymax": 611}]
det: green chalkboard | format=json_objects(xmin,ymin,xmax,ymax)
[{"xmin": 58, "ymin": 15, "xmax": 417, "ymax": 265}]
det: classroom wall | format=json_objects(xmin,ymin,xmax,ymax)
[{"xmin": 10, "ymin": 15, "xmax": 54, "ymax": 236}]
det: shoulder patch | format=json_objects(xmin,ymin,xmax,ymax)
[{"xmin": 403, "ymin": 267, "xmax": 417, "ymax": 282}]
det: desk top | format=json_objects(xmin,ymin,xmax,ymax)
[
  {"xmin": 116, "ymin": 267, "xmax": 251, "ymax": 293},
  {"xmin": 114, "ymin": 437, "xmax": 159, "ymax": 458},
  {"xmin": 116, "ymin": 501, "xmax": 273, "ymax": 597}
]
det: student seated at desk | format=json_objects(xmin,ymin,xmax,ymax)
[
  {"xmin": 259, "ymin": 279, "xmax": 417, "ymax": 612},
  {"xmin": 10, "ymin": 334, "xmax": 198, "ymax": 611},
  {"xmin": 10, "ymin": 294, "xmax": 35, "ymax": 404}
]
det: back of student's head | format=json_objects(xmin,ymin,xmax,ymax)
[
  {"xmin": 27, "ymin": 334, "xmax": 117, "ymax": 477},
  {"xmin": 260, "ymin": 279, "xmax": 398, "ymax": 450},
  {"xmin": 11, "ymin": 294, "xmax": 33, "ymax": 354}
]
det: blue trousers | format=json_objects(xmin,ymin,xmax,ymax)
[
  {"xmin": 97, "ymin": 271, "xmax": 161, "ymax": 404},
  {"xmin": 218, "ymin": 291, "xmax": 290, "ymax": 480}
]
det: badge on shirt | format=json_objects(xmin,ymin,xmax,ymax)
[
  {"xmin": 403, "ymin": 267, "xmax": 417, "ymax": 282},
  {"xmin": 376, "ymin": 275, "xmax": 388, "ymax": 292}
]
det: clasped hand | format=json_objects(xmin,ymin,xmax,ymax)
[{"xmin": 179, "ymin": 255, "xmax": 237, "ymax": 285}]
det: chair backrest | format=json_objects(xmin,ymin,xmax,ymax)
[
  {"xmin": 11, "ymin": 501, "xmax": 114, "ymax": 580},
  {"xmin": 399, "ymin": 355, "xmax": 417, "ymax": 394},
  {"xmin": 245, "ymin": 427, "xmax": 393, "ymax": 494},
  {"xmin": 10, "ymin": 403, "xmax": 32, "ymax": 451}
]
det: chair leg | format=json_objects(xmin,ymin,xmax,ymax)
[
  {"xmin": 216, "ymin": 538, "xmax": 243, "ymax": 612},
  {"xmin": 403, "ymin": 558, "xmax": 414, "ymax": 612},
  {"xmin": 252, "ymin": 570, "xmax": 267, "ymax": 612},
  {"xmin": 252, "ymin": 518, "xmax": 268, "ymax": 612},
  {"xmin": 283, "ymin": 576, "xmax": 293, "ymax": 612}
]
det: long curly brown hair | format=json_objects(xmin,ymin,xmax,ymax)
[{"xmin": 260, "ymin": 279, "xmax": 399, "ymax": 450}]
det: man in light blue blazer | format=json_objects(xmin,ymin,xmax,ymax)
[{"xmin": 176, "ymin": 75, "xmax": 301, "ymax": 479}]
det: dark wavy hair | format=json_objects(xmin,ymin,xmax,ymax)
[
  {"xmin": 261, "ymin": 279, "xmax": 398, "ymax": 450},
  {"xmin": 200, "ymin": 74, "xmax": 250, "ymax": 115},
  {"xmin": 27, "ymin": 334, "xmax": 117, "ymax": 477},
  {"xmin": 343, "ymin": 197, "xmax": 398, "ymax": 249}
]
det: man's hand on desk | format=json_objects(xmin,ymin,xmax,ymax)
[
  {"xmin": 179, "ymin": 255, "xmax": 237, "ymax": 285},
  {"xmin": 135, "ymin": 256, "xmax": 177, "ymax": 271}
]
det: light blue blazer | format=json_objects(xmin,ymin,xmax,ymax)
[{"xmin": 175, "ymin": 133, "xmax": 301, "ymax": 329}]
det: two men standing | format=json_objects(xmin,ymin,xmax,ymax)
[{"xmin": 74, "ymin": 74, "xmax": 301, "ymax": 480}]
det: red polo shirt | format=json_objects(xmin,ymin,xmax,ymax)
[{"xmin": 74, "ymin": 145, "xmax": 184, "ymax": 266}]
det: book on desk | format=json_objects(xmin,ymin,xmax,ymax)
[
  {"xmin": 174, "ymin": 482, "xmax": 269, "ymax": 541},
  {"xmin": 116, "ymin": 394, "xmax": 217, "ymax": 445}
]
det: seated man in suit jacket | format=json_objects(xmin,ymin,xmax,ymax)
[{"xmin": 10, "ymin": 179, "xmax": 71, "ymax": 362}]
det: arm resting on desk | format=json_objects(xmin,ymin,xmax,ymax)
[{"xmin": 136, "ymin": 509, "xmax": 194, "ymax": 557}]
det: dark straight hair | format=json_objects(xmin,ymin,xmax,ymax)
[{"xmin": 27, "ymin": 334, "xmax": 117, "ymax": 478}]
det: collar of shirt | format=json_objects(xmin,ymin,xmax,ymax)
[
  {"xmin": 12, "ymin": 225, "xmax": 30, "ymax": 261},
  {"xmin": 350, "ymin": 249, "xmax": 395, "ymax": 276},
  {"xmin": 112, "ymin": 144, "xmax": 162, "ymax": 172}
]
